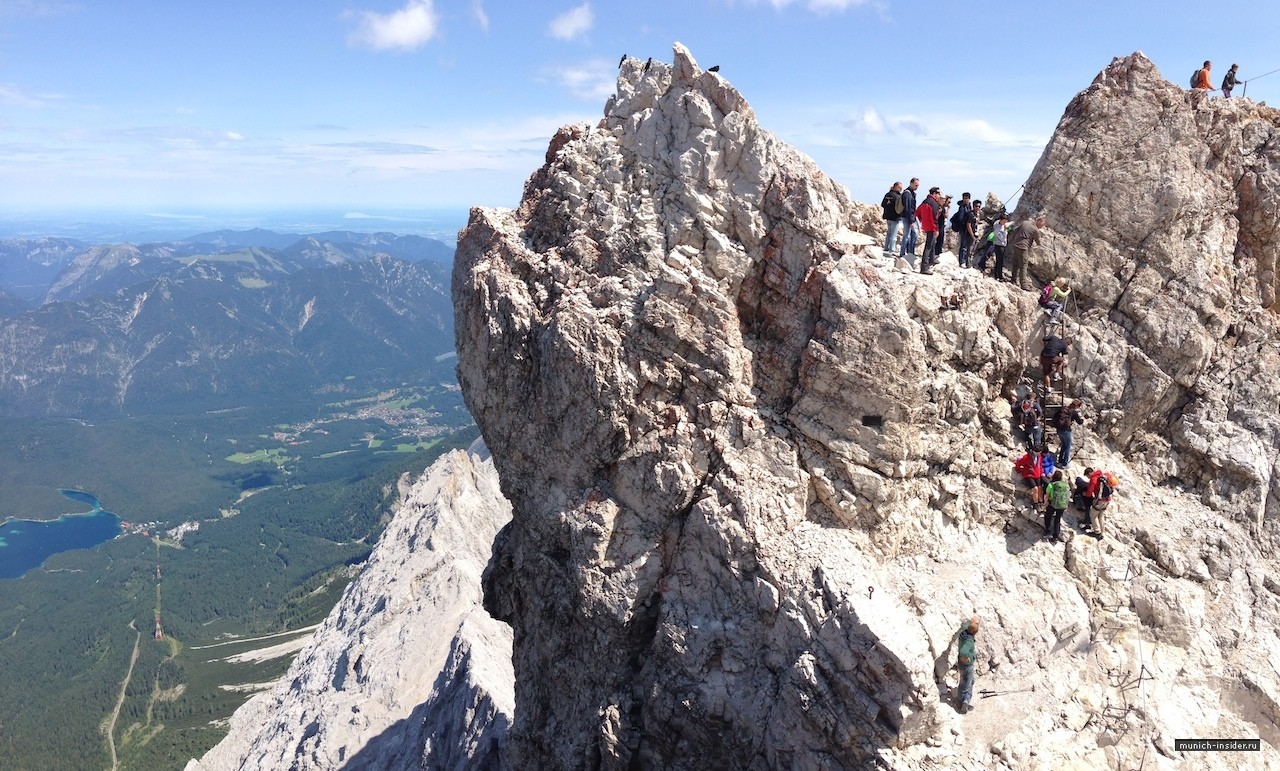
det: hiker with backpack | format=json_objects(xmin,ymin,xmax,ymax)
[
  {"xmin": 1013, "ymin": 390, "xmax": 1044, "ymax": 449},
  {"xmin": 1039, "ymin": 334, "xmax": 1070, "ymax": 392},
  {"xmin": 900, "ymin": 178, "xmax": 920, "ymax": 262},
  {"xmin": 882, "ymin": 181, "xmax": 906, "ymax": 256},
  {"xmin": 1044, "ymin": 470, "xmax": 1071, "ymax": 542},
  {"xmin": 980, "ymin": 212, "xmax": 1010, "ymax": 280},
  {"xmin": 1222, "ymin": 64, "xmax": 1243, "ymax": 97},
  {"xmin": 1007, "ymin": 213, "xmax": 1044, "ymax": 290},
  {"xmin": 955, "ymin": 617, "xmax": 980, "ymax": 714},
  {"xmin": 1074, "ymin": 466, "xmax": 1095, "ymax": 529},
  {"xmin": 952, "ymin": 192, "xmax": 977, "ymax": 268},
  {"xmin": 1053, "ymin": 399, "xmax": 1084, "ymax": 467},
  {"xmin": 917, "ymin": 187, "xmax": 942, "ymax": 274},
  {"xmin": 1039, "ymin": 277, "xmax": 1071, "ymax": 322},
  {"xmin": 1084, "ymin": 468, "xmax": 1118, "ymax": 537},
  {"xmin": 1192, "ymin": 60, "xmax": 1215, "ymax": 92}
]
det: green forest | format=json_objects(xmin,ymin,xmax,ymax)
[{"xmin": 0, "ymin": 384, "xmax": 479, "ymax": 770}]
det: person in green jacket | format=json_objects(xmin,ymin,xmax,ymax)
[
  {"xmin": 956, "ymin": 617, "xmax": 979, "ymax": 713},
  {"xmin": 1044, "ymin": 470, "xmax": 1071, "ymax": 542}
]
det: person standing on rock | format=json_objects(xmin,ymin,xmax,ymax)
[
  {"xmin": 936, "ymin": 195, "xmax": 951, "ymax": 261},
  {"xmin": 1053, "ymin": 398, "xmax": 1084, "ymax": 467},
  {"xmin": 1007, "ymin": 213, "xmax": 1044, "ymax": 290},
  {"xmin": 1075, "ymin": 466, "xmax": 1095, "ymax": 530},
  {"xmin": 956, "ymin": 617, "xmax": 979, "ymax": 713},
  {"xmin": 989, "ymin": 212, "xmax": 1010, "ymax": 280},
  {"xmin": 1014, "ymin": 444, "xmax": 1053, "ymax": 507},
  {"xmin": 917, "ymin": 187, "xmax": 942, "ymax": 274},
  {"xmin": 900, "ymin": 178, "xmax": 920, "ymax": 262},
  {"xmin": 1014, "ymin": 389, "xmax": 1044, "ymax": 449},
  {"xmin": 881, "ymin": 181, "xmax": 906, "ymax": 256},
  {"xmin": 1193, "ymin": 60, "xmax": 1215, "ymax": 91},
  {"xmin": 1044, "ymin": 470, "xmax": 1070, "ymax": 542},
  {"xmin": 1222, "ymin": 64, "xmax": 1243, "ymax": 98},
  {"xmin": 954, "ymin": 192, "xmax": 976, "ymax": 268}
]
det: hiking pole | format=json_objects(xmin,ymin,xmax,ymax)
[{"xmin": 979, "ymin": 684, "xmax": 1037, "ymax": 699}]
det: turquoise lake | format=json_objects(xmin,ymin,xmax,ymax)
[{"xmin": 0, "ymin": 489, "xmax": 122, "ymax": 579}]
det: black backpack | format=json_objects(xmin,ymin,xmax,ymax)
[
  {"xmin": 1093, "ymin": 475, "xmax": 1114, "ymax": 510},
  {"xmin": 950, "ymin": 209, "xmax": 966, "ymax": 231},
  {"xmin": 1190, "ymin": 69, "xmax": 1200, "ymax": 88}
]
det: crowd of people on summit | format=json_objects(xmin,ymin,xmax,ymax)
[
  {"xmin": 880, "ymin": 178, "xmax": 1119, "ymax": 553},
  {"xmin": 902, "ymin": 55, "xmax": 1246, "ymax": 717}
]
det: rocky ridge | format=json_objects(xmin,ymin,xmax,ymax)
[
  {"xmin": 186, "ymin": 444, "xmax": 513, "ymax": 771},
  {"xmin": 453, "ymin": 46, "xmax": 1280, "ymax": 769}
]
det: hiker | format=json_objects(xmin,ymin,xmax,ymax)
[
  {"xmin": 1039, "ymin": 334, "xmax": 1070, "ymax": 392},
  {"xmin": 900, "ymin": 178, "xmax": 920, "ymax": 262},
  {"xmin": 1075, "ymin": 466, "xmax": 1095, "ymax": 530},
  {"xmin": 1014, "ymin": 389, "xmax": 1044, "ymax": 449},
  {"xmin": 882, "ymin": 181, "xmax": 906, "ymax": 255},
  {"xmin": 1085, "ymin": 469, "xmax": 1118, "ymax": 537},
  {"xmin": 953, "ymin": 192, "xmax": 976, "ymax": 268},
  {"xmin": 1222, "ymin": 64, "xmax": 1243, "ymax": 98},
  {"xmin": 1053, "ymin": 398, "xmax": 1084, "ymax": 467},
  {"xmin": 956, "ymin": 617, "xmax": 979, "ymax": 714},
  {"xmin": 1193, "ymin": 60, "xmax": 1215, "ymax": 91},
  {"xmin": 1040, "ymin": 277, "xmax": 1071, "ymax": 322},
  {"xmin": 1014, "ymin": 444, "xmax": 1054, "ymax": 507},
  {"xmin": 1044, "ymin": 470, "xmax": 1070, "ymax": 542},
  {"xmin": 936, "ymin": 195, "xmax": 951, "ymax": 259},
  {"xmin": 1007, "ymin": 213, "xmax": 1045, "ymax": 290},
  {"xmin": 985, "ymin": 212, "xmax": 1010, "ymax": 280},
  {"xmin": 917, "ymin": 187, "xmax": 942, "ymax": 274}
]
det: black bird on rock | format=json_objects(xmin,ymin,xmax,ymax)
[
  {"xmin": 643, "ymin": 57, "xmax": 652, "ymax": 74},
  {"xmin": 618, "ymin": 54, "xmax": 627, "ymax": 68},
  {"xmin": 708, "ymin": 65, "xmax": 720, "ymax": 73}
]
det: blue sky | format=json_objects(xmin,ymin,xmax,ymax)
[{"xmin": 2, "ymin": 0, "xmax": 1278, "ymax": 228}]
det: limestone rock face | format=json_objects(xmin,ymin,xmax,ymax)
[
  {"xmin": 187, "ymin": 446, "xmax": 513, "ymax": 771},
  {"xmin": 1019, "ymin": 52, "xmax": 1280, "ymax": 534},
  {"xmin": 455, "ymin": 46, "xmax": 1280, "ymax": 768}
]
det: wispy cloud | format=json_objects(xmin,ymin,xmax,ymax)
[
  {"xmin": 0, "ymin": 83, "xmax": 61, "ymax": 108},
  {"xmin": 548, "ymin": 3, "xmax": 592, "ymax": 41},
  {"xmin": 0, "ymin": 0, "xmax": 78, "ymax": 20},
  {"xmin": 542, "ymin": 59, "xmax": 615, "ymax": 101},
  {"xmin": 841, "ymin": 108, "xmax": 1034, "ymax": 147},
  {"xmin": 347, "ymin": 0, "xmax": 439, "ymax": 52},
  {"xmin": 765, "ymin": 0, "xmax": 873, "ymax": 11},
  {"xmin": 471, "ymin": 0, "xmax": 489, "ymax": 31}
]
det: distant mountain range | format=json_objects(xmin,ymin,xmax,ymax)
[
  {"xmin": 0, "ymin": 229, "xmax": 454, "ymax": 308},
  {"xmin": 0, "ymin": 230, "xmax": 457, "ymax": 417}
]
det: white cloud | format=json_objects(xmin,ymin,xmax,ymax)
[
  {"xmin": 547, "ymin": 3, "xmax": 592, "ymax": 41},
  {"xmin": 0, "ymin": 83, "xmax": 59, "ymax": 108},
  {"xmin": 347, "ymin": 0, "xmax": 439, "ymax": 52},
  {"xmin": 471, "ymin": 0, "xmax": 489, "ymax": 31},
  {"xmin": 225, "ymin": 131, "xmax": 244, "ymax": 141},
  {"xmin": 766, "ymin": 0, "xmax": 872, "ymax": 11},
  {"xmin": 543, "ymin": 60, "xmax": 615, "ymax": 101},
  {"xmin": 844, "ymin": 107, "xmax": 885, "ymax": 137}
]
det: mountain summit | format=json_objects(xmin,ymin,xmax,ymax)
[{"xmin": 454, "ymin": 45, "xmax": 1280, "ymax": 768}]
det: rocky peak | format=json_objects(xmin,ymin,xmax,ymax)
[{"xmin": 455, "ymin": 45, "xmax": 1280, "ymax": 769}]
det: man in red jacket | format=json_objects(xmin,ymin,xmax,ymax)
[{"xmin": 917, "ymin": 187, "xmax": 942, "ymax": 274}]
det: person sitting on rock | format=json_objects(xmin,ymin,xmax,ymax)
[
  {"xmin": 1044, "ymin": 470, "xmax": 1070, "ymax": 542},
  {"xmin": 1039, "ymin": 334, "xmax": 1070, "ymax": 392},
  {"xmin": 1014, "ymin": 444, "xmax": 1054, "ymax": 507},
  {"xmin": 955, "ymin": 617, "xmax": 979, "ymax": 714}
]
